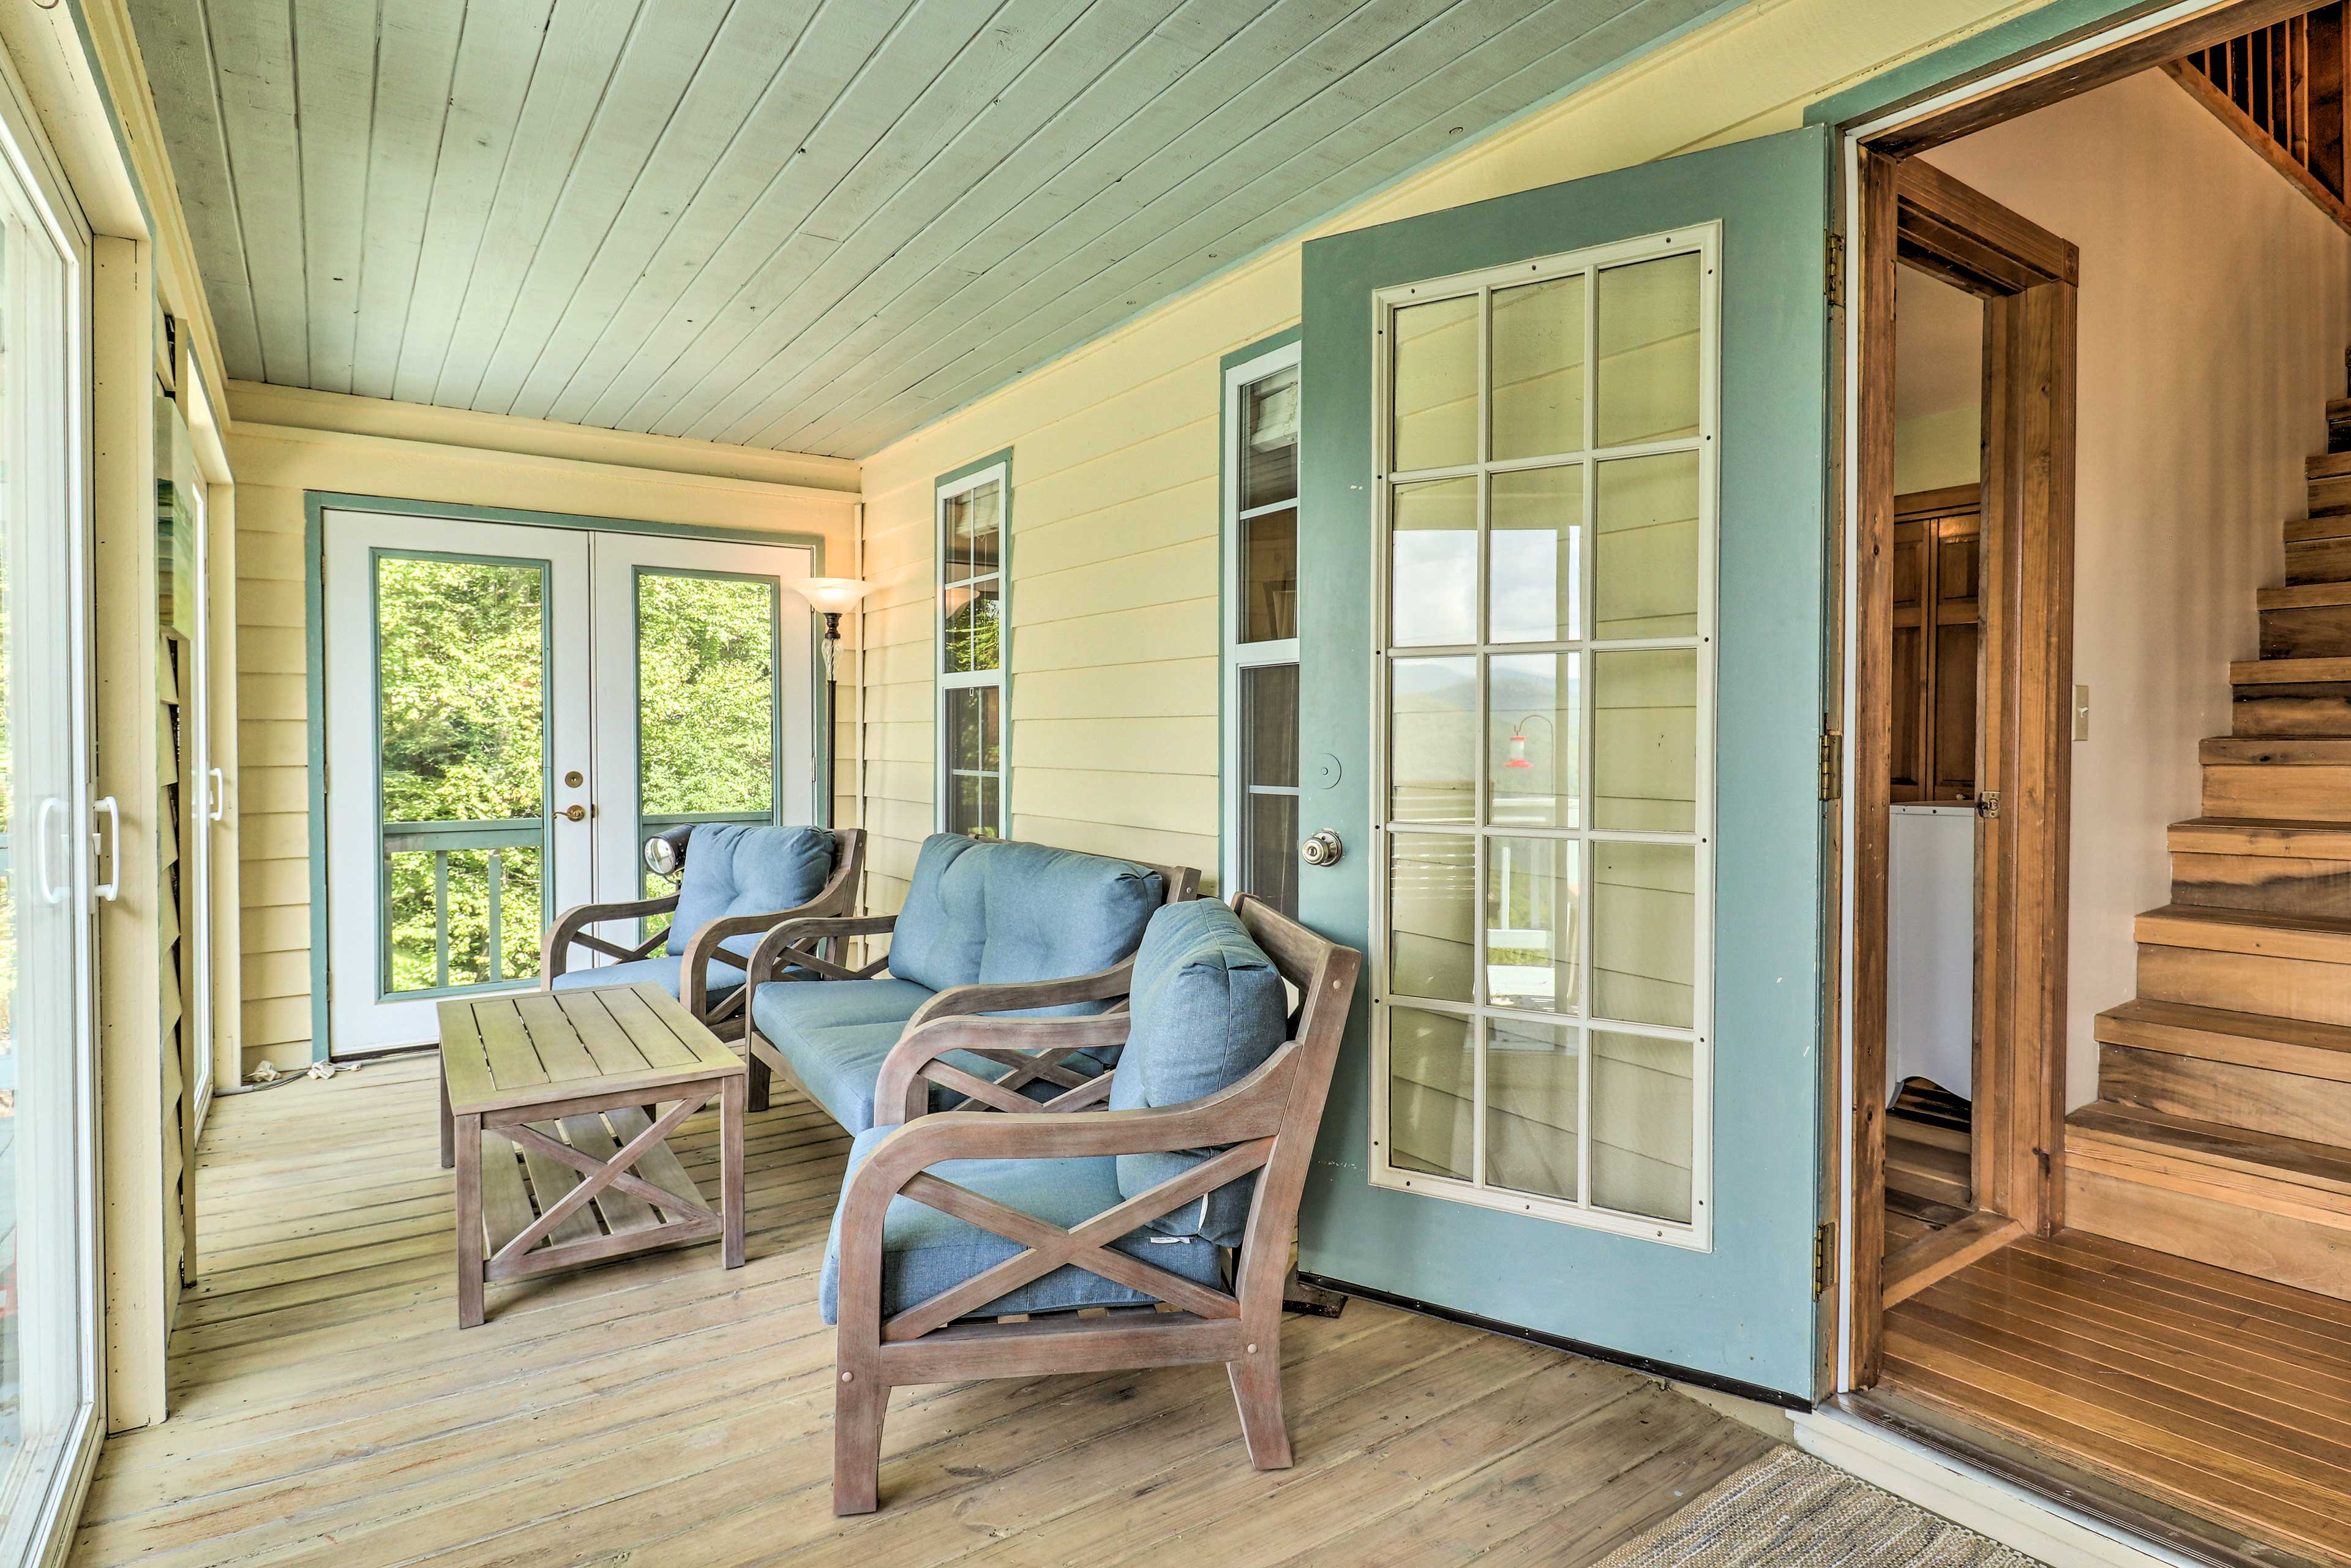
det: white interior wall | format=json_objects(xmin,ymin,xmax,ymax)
[
  {"xmin": 1921, "ymin": 70, "xmax": 2351, "ymax": 1112},
  {"xmin": 1892, "ymin": 267, "xmax": 1984, "ymax": 495}
]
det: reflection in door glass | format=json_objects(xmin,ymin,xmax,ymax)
[
  {"xmin": 375, "ymin": 556, "xmax": 547, "ymax": 994},
  {"xmin": 635, "ymin": 572, "xmax": 779, "ymax": 912}
]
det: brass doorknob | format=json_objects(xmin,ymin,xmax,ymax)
[{"xmin": 561, "ymin": 804, "xmax": 587, "ymax": 823}]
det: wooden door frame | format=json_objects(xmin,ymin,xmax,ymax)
[{"xmin": 1850, "ymin": 151, "xmax": 2079, "ymax": 1388}]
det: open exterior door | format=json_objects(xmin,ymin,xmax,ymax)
[{"xmin": 1294, "ymin": 126, "xmax": 1835, "ymax": 1401}]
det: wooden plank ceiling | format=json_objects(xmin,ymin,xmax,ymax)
[{"xmin": 128, "ymin": 0, "xmax": 1723, "ymax": 459}]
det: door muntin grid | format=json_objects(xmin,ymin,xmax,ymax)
[{"xmin": 1368, "ymin": 228, "xmax": 1717, "ymax": 1248}]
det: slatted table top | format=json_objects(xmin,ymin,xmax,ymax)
[{"xmin": 440, "ymin": 983, "xmax": 746, "ymax": 1119}]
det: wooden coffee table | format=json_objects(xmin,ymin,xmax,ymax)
[{"xmin": 437, "ymin": 983, "xmax": 746, "ymax": 1327}]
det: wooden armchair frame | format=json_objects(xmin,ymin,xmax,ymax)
[
  {"xmin": 539, "ymin": 828, "xmax": 865, "ymax": 1042},
  {"xmin": 827, "ymin": 893, "xmax": 1362, "ymax": 1515},
  {"xmin": 738, "ymin": 847, "xmax": 1199, "ymax": 1113}
]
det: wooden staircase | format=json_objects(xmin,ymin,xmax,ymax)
[{"xmin": 2074, "ymin": 396, "xmax": 2351, "ymax": 1300}]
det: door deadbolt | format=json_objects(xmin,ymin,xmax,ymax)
[
  {"xmin": 1300, "ymin": 830, "xmax": 1344, "ymax": 867},
  {"xmin": 563, "ymin": 770, "xmax": 585, "ymax": 788},
  {"xmin": 562, "ymin": 804, "xmax": 588, "ymax": 823}
]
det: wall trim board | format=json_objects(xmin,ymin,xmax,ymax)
[
  {"xmin": 234, "ymin": 421, "xmax": 862, "ymax": 510},
  {"xmin": 229, "ymin": 382, "xmax": 861, "ymax": 497},
  {"xmin": 298, "ymin": 489, "xmax": 833, "ymax": 1063}
]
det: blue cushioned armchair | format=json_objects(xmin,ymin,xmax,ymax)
[
  {"xmin": 823, "ymin": 893, "xmax": 1361, "ymax": 1514},
  {"xmin": 540, "ymin": 825, "xmax": 864, "ymax": 1041},
  {"xmin": 740, "ymin": 833, "xmax": 1199, "ymax": 1127}
]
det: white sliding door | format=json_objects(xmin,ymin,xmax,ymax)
[{"xmin": 0, "ymin": 105, "xmax": 97, "ymax": 1568}]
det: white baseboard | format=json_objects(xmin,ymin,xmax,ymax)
[{"xmin": 1793, "ymin": 1407, "xmax": 2207, "ymax": 1568}]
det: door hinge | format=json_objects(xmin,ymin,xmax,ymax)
[
  {"xmin": 1825, "ymin": 230, "xmax": 1847, "ymax": 310},
  {"xmin": 1818, "ymin": 732, "xmax": 1842, "ymax": 801},
  {"xmin": 1813, "ymin": 1220, "xmax": 1838, "ymax": 1298},
  {"xmin": 1976, "ymin": 790, "xmax": 2001, "ymax": 819}
]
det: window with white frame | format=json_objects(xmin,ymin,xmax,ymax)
[
  {"xmin": 937, "ymin": 461, "xmax": 1007, "ymax": 838},
  {"xmin": 1222, "ymin": 343, "xmax": 1300, "ymax": 916},
  {"xmin": 1370, "ymin": 228, "xmax": 1717, "ymax": 1247}
]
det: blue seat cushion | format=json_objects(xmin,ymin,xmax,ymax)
[
  {"xmin": 548, "ymin": 951, "xmax": 746, "ymax": 1003},
  {"xmin": 819, "ymin": 1125, "xmax": 1226, "ymax": 1325},
  {"xmin": 1109, "ymin": 901, "xmax": 1291, "ymax": 1247},
  {"xmin": 749, "ymin": 976, "xmax": 1111, "ymax": 1133},
  {"xmin": 883, "ymin": 835, "xmax": 1164, "ymax": 1007},
  {"xmin": 664, "ymin": 824, "xmax": 835, "ymax": 961}
]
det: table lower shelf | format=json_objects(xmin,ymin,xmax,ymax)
[{"xmin": 478, "ymin": 1107, "xmax": 720, "ymax": 1284}]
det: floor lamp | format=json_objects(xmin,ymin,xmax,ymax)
[{"xmin": 789, "ymin": 577, "xmax": 872, "ymax": 828}]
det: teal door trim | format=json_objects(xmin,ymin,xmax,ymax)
[
  {"xmin": 301, "ymin": 491, "xmax": 830, "ymax": 1062},
  {"xmin": 1294, "ymin": 126, "xmax": 1835, "ymax": 1401}
]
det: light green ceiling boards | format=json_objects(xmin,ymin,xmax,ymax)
[{"xmin": 129, "ymin": 0, "xmax": 1727, "ymax": 458}]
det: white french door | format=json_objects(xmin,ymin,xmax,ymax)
[{"xmin": 323, "ymin": 511, "xmax": 814, "ymax": 1052}]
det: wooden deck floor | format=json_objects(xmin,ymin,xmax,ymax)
[
  {"xmin": 71, "ymin": 1053, "xmax": 1776, "ymax": 1567},
  {"xmin": 1886, "ymin": 1228, "xmax": 2351, "ymax": 1568}
]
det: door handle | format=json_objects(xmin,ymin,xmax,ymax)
[
  {"xmin": 562, "ymin": 804, "xmax": 588, "ymax": 823},
  {"xmin": 1300, "ymin": 830, "xmax": 1344, "ymax": 867},
  {"xmin": 208, "ymin": 767, "xmax": 226, "ymax": 822},
  {"xmin": 93, "ymin": 795, "xmax": 121, "ymax": 901},
  {"xmin": 36, "ymin": 798, "xmax": 66, "ymax": 905}
]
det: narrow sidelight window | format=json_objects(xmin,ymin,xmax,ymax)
[
  {"xmin": 937, "ymin": 460, "xmax": 1008, "ymax": 838},
  {"xmin": 1222, "ymin": 343, "xmax": 1302, "ymax": 916}
]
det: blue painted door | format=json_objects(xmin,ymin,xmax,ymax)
[{"xmin": 1294, "ymin": 127, "xmax": 1832, "ymax": 1400}]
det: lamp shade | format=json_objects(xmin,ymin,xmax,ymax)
[{"xmin": 789, "ymin": 576, "xmax": 874, "ymax": 616}]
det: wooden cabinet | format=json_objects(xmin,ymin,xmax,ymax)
[{"xmin": 1891, "ymin": 484, "xmax": 1981, "ymax": 803}]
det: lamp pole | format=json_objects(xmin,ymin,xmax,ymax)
[{"xmin": 820, "ymin": 610, "xmax": 842, "ymax": 827}]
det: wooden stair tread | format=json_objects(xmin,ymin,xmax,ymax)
[
  {"xmin": 2169, "ymin": 817, "xmax": 2351, "ymax": 857},
  {"xmin": 2286, "ymin": 516, "xmax": 2351, "ymax": 546},
  {"xmin": 2097, "ymin": 998, "xmax": 2351, "ymax": 1080},
  {"xmin": 2201, "ymin": 737, "xmax": 2351, "ymax": 763},
  {"xmin": 2309, "ymin": 449, "xmax": 2351, "ymax": 479},
  {"xmin": 2233, "ymin": 656, "xmax": 2351, "ymax": 685},
  {"xmin": 2068, "ymin": 1100, "xmax": 2351, "ymax": 1200},
  {"xmin": 2260, "ymin": 580, "xmax": 2351, "ymax": 610},
  {"xmin": 2135, "ymin": 903, "xmax": 2351, "ymax": 963}
]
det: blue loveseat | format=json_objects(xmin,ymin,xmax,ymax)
[
  {"xmin": 741, "ymin": 833, "xmax": 1198, "ymax": 1130},
  {"xmin": 541, "ymin": 824, "xmax": 864, "ymax": 1040}
]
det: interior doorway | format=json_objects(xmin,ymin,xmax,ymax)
[
  {"xmin": 1854, "ymin": 152, "xmax": 2080, "ymax": 1371},
  {"xmin": 1839, "ymin": 7, "xmax": 2351, "ymax": 1564},
  {"xmin": 320, "ymin": 508, "xmax": 817, "ymax": 1053}
]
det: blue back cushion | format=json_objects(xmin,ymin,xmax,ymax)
[
  {"xmin": 1111, "ymin": 899, "xmax": 1289, "ymax": 1246},
  {"xmin": 885, "ymin": 835, "xmax": 991, "ymax": 991},
  {"xmin": 977, "ymin": 842, "xmax": 1163, "ymax": 1006},
  {"xmin": 667, "ymin": 825, "xmax": 834, "ymax": 957},
  {"xmin": 887, "ymin": 835, "xmax": 1164, "ymax": 998}
]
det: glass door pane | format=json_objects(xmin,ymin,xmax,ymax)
[
  {"xmin": 586, "ymin": 532, "xmax": 816, "ymax": 929},
  {"xmin": 1374, "ymin": 230, "xmax": 1714, "ymax": 1241},
  {"xmin": 375, "ymin": 555, "xmax": 552, "ymax": 995},
  {"xmin": 0, "ymin": 181, "xmax": 94, "ymax": 1568},
  {"xmin": 633, "ymin": 571, "xmax": 779, "ymax": 926}
]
